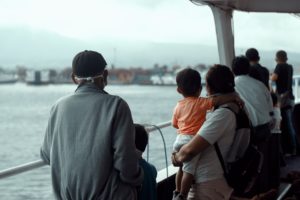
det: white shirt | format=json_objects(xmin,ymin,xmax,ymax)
[
  {"xmin": 194, "ymin": 106, "xmax": 236, "ymax": 183},
  {"xmin": 234, "ymin": 75, "xmax": 273, "ymax": 126}
]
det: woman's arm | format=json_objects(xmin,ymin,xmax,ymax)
[{"xmin": 172, "ymin": 135, "xmax": 210, "ymax": 165}]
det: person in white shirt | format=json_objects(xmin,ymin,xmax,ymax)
[{"xmin": 231, "ymin": 56, "xmax": 276, "ymax": 194}]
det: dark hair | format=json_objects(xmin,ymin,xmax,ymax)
[
  {"xmin": 134, "ymin": 124, "xmax": 148, "ymax": 152},
  {"xmin": 271, "ymin": 92, "xmax": 278, "ymax": 106},
  {"xmin": 176, "ymin": 68, "xmax": 202, "ymax": 97},
  {"xmin": 245, "ymin": 48, "xmax": 260, "ymax": 62},
  {"xmin": 206, "ymin": 65, "xmax": 235, "ymax": 94},
  {"xmin": 231, "ymin": 56, "xmax": 250, "ymax": 76},
  {"xmin": 72, "ymin": 50, "xmax": 107, "ymax": 77},
  {"xmin": 276, "ymin": 50, "xmax": 288, "ymax": 62}
]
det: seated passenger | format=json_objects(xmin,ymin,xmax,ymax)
[
  {"xmin": 40, "ymin": 50, "xmax": 143, "ymax": 200},
  {"xmin": 172, "ymin": 65, "xmax": 238, "ymax": 200},
  {"xmin": 134, "ymin": 124, "xmax": 157, "ymax": 200}
]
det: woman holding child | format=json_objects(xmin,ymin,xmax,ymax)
[{"xmin": 172, "ymin": 65, "xmax": 238, "ymax": 200}]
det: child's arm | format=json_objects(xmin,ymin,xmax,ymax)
[
  {"xmin": 172, "ymin": 105, "xmax": 179, "ymax": 129},
  {"xmin": 172, "ymin": 115, "xmax": 179, "ymax": 129},
  {"xmin": 211, "ymin": 92, "xmax": 244, "ymax": 107}
]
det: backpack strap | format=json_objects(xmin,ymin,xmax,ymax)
[
  {"xmin": 213, "ymin": 105, "xmax": 237, "ymax": 179},
  {"xmin": 214, "ymin": 142, "xmax": 229, "ymax": 177}
]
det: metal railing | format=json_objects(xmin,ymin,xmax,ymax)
[
  {"xmin": 1, "ymin": 75, "xmax": 300, "ymax": 180},
  {"xmin": 0, "ymin": 121, "xmax": 172, "ymax": 180},
  {"xmin": 293, "ymin": 75, "xmax": 300, "ymax": 103}
]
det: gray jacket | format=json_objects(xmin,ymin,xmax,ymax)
[{"xmin": 41, "ymin": 83, "xmax": 143, "ymax": 200}]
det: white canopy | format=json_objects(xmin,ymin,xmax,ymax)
[{"xmin": 192, "ymin": 0, "xmax": 300, "ymax": 13}]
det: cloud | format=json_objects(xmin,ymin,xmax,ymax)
[
  {"xmin": 234, "ymin": 11, "xmax": 300, "ymax": 52},
  {"xmin": 0, "ymin": 0, "xmax": 300, "ymax": 54}
]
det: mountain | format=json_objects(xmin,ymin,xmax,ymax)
[{"xmin": 0, "ymin": 27, "xmax": 300, "ymax": 72}]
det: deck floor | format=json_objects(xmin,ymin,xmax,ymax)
[{"xmin": 280, "ymin": 156, "xmax": 300, "ymax": 179}]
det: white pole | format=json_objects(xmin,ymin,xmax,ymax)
[{"xmin": 210, "ymin": 5, "xmax": 235, "ymax": 67}]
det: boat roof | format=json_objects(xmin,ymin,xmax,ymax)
[{"xmin": 192, "ymin": 0, "xmax": 300, "ymax": 13}]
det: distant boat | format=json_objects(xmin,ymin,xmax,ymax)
[
  {"xmin": 26, "ymin": 70, "xmax": 50, "ymax": 85},
  {"xmin": 0, "ymin": 74, "xmax": 18, "ymax": 84}
]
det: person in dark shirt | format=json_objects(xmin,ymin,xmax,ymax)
[
  {"xmin": 271, "ymin": 50, "xmax": 298, "ymax": 156},
  {"xmin": 246, "ymin": 48, "xmax": 270, "ymax": 89},
  {"xmin": 135, "ymin": 124, "xmax": 157, "ymax": 200}
]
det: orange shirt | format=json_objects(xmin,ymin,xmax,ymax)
[{"xmin": 172, "ymin": 97, "xmax": 213, "ymax": 135}]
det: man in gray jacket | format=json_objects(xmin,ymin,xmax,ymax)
[{"xmin": 41, "ymin": 50, "xmax": 143, "ymax": 200}]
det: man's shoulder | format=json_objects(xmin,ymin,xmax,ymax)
[
  {"xmin": 235, "ymin": 75, "xmax": 267, "ymax": 92},
  {"xmin": 260, "ymin": 65, "xmax": 269, "ymax": 73},
  {"xmin": 235, "ymin": 75, "xmax": 256, "ymax": 84}
]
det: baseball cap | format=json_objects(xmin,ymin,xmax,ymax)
[{"xmin": 72, "ymin": 50, "xmax": 107, "ymax": 78}]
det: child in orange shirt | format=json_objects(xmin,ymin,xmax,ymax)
[{"xmin": 172, "ymin": 68, "xmax": 238, "ymax": 200}]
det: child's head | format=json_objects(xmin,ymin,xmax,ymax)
[
  {"xmin": 276, "ymin": 50, "xmax": 288, "ymax": 63},
  {"xmin": 271, "ymin": 92, "xmax": 279, "ymax": 107},
  {"xmin": 134, "ymin": 124, "xmax": 148, "ymax": 153},
  {"xmin": 176, "ymin": 68, "xmax": 202, "ymax": 97}
]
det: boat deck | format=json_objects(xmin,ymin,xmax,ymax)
[{"xmin": 281, "ymin": 156, "xmax": 300, "ymax": 178}]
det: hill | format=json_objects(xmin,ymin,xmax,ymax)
[{"xmin": 0, "ymin": 27, "xmax": 299, "ymax": 73}]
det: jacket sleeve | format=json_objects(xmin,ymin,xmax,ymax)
[
  {"xmin": 111, "ymin": 99, "xmax": 143, "ymax": 186},
  {"xmin": 40, "ymin": 106, "xmax": 55, "ymax": 165}
]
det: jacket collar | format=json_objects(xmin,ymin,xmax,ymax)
[{"xmin": 75, "ymin": 82, "xmax": 108, "ymax": 94}]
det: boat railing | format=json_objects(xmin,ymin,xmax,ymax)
[
  {"xmin": 1, "ymin": 76, "xmax": 300, "ymax": 181},
  {"xmin": 0, "ymin": 121, "xmax": 173, "ymax": 180},
  {"xmin": 293, "ymin": 75, "xmax": 300, "ymax": 103}
]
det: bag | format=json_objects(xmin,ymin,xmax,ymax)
[
  {"xmin": 279, "ymin": 91, "xmax": 295, "ymax": 109},
  {"xmin": 214, "ymin": 106, "xmax": 264, "ymax": 197}
]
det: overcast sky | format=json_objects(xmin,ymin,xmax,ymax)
[{"xmin": 0, "ymin": 0, "xmax": 300, "ymax": 53}]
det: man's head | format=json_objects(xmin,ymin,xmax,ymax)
[
  {"xmin": 134, "ymin": 124, "xmax": 148, "ymax": 153},
  {"xmin": 206, "ymin": 64, "xmax": 235, "ymax": 95},
  {"xmin": 72, "ymin": 50, "xmax": 108, "ymax": 88},
  {"xmin": 231, "ymin": 56, "xmax": 251, "ymax": 76},
  {"xmin": 176, "ymin": 68, "xmax": 202, "ymax": 97},
  {"xmin": 245, "ymin": 48, "xmax": 260, "ymax": 63},
  {"xmin": 276, "ymin": 50, "xmax": 288, "ymax": 63}
]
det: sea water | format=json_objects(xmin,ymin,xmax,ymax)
[{"xmin": 0, "ymin": 83, "xmax": 182, "ymax": 199}]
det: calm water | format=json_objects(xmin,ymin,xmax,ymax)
[{"xmin": 0, "ymin": 83, "xmax": 183, "ymax": 199}]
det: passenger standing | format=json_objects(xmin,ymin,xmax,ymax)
[
  {"xmin": 269, "ymin": 92, "xmax": 282, "ymax": 189},
  {"xmin": 270, "ymin": 50, "xmax": 298, "ymax": 156},
  {"xmin": 40, "ymin": 50, "xmax": 143, "ymax": 200},
  {"xmin": 172, "ymin": 65, "xmax": 237, "ymax": 200},
  {"xmin": 172, "ymin": 68, "xmax": 242, "ymax": 200},
  {"xmin": 246, "ymin": 48, "xmax": 270, "ymax": 89},
  {"xmin": 231, "ymin": 56, "xmax": 275, "ymax": 194}
]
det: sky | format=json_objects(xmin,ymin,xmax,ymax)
[{"xmin": 0, "ymin": 0, "xmax": 300, "ymax": 67}]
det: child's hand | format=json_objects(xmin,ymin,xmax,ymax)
[{"xmin": 171, "ymin": 152, "xmax": 183, "ymax": 167}]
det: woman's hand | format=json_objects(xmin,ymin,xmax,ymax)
[{"xmin": 171, "ymin": 152, "xmax": 182, "ymax": 167}]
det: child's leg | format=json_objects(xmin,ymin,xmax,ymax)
[
  {"xmin": 180, "ymin": 172, "xmax": 194, "ymax": 196},
  {"xmin": 180, "ymin": 151, "xmax": 201, "ymax": 198},
  {"xmin": 175, "ymin": 166, "xmax": 183, "ymax": 192}
]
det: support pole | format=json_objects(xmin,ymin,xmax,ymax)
[{"xmin": 210, "ymin": 6, "xmax": 235, "ymax": 67}]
